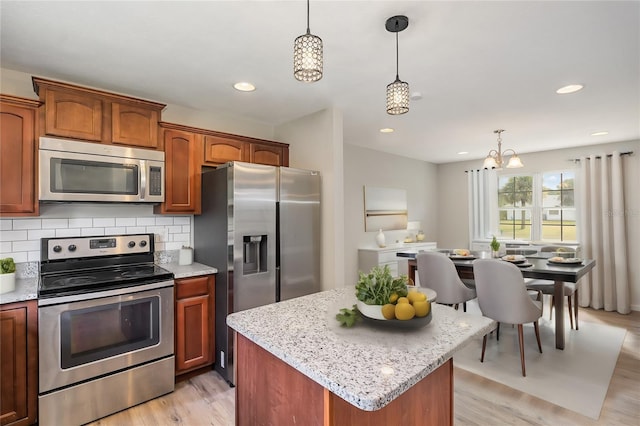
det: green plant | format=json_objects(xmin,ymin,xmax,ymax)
[
  {"xmin": 490, "ymin": 236, "xmax": 500, "ymax": 252},
  {"xmin": 355, "ymin": 265, "xmax": 409, "ymax": 305},
  {"xmin": 0, "ymin": 257, "xmax": 16, "ymax": 274},
  {"xmin": 335, "ymin": 305, "xmax": 361, "ymax": 327}
]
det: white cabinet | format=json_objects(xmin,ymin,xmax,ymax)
[{"xmin": 358, "ymin": 243, "xmax": 437, "ymax": 280}]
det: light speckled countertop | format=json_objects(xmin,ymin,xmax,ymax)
[
  {"xmin": 159, "ymin": 261, "xmax": 217, "ymax": 279},
  {"xmin": 227, "ymin": 286, "xmax": 495, "ymax": 411}
]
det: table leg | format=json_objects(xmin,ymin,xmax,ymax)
[{"xmin": 554, "ymin": 280, "xmax": 565, "ymax": 350}]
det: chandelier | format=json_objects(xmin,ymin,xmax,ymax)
[
  {"xmin": 385, "ymin": 15, "xmax": 409, "ymax": 115},
  {"xmin": 482, "ymin": 129, "xmax": 524, "ymax": 169},
  {"xmin": 293, "ymin": 0, "xmax": 323, "ymax": 82}
]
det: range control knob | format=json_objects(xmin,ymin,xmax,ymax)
[
  {"xmin": 53, "ymin": 245, "xmax": 62, "ymax": 253},
  {"xmin": 139, "ymin": 240, "xmax": 147, "ymax": 247},
  {"xmin": 68, "ymin": 244, "xmax": 77, "ymax": 252},
  {"xmin": 128, "ymin": 241, "xmax": 136, "ymax": 248}
]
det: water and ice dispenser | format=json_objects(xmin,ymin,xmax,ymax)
[{"xmin": 243, "ymin": 235, "xmax": 267, "ymax": 274}]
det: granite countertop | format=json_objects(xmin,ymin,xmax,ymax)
[
  {"xmin": 0, "ymin": 261, "xmax": 217, "ymax": 306},
  {"xmin": 227, "ymin": 286, "xmax": 495, "ymax": 411}
]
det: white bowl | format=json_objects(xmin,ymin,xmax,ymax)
[{"xmin": 356, "ymin": 300, "xmax": 386, "ymax": 320}]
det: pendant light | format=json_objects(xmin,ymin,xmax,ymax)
[
  {"xmin": 386, "ymin": 15, "xmax": 409, "ymax": 115},
  {"xmin": 482, "ymin": 129, "xmax": 524, "ymax": 169},
  {"xmin": 294, "ymin": 0, "xmax": 323, "ymax": 82}
]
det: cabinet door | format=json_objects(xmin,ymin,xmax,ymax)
[
  {"xmin": 203, "ymin": 135, "xmax": 246, "ymax": 166},
  {"xmin": 175, "ymin": 275, "xmax": 215, "ymax": 375},
  {"xmin": 111, "ymin": 103, "xmax": 160, "ymax": 149},
  {"xmin": 0, "ymin": 98, "xmax": 38, "ymax": 216},
  {"xmin": 44, "ymin": 90, "xmax": 102, "ymax": 141},
  {"xmin": 0, "ymin": 301, "xmax": 37, "ymax": 426},
  {"xmin": 248, "ymin": 143, "xmax": 285, "ymax": 166},
  {"xmin": 155, "ymin": 128, "xmax": 201, "ymax": 214}
]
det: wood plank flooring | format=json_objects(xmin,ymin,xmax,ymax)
[{"xmin": 90, "ymin": 307, "xmax": 639, "ymax": 426}]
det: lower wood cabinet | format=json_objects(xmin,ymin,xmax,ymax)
[
  {"xmin": 0, "ymin": 300, "xmax": 38, "ymax": 426},
  {"xmin": 174, "ymin": 275, "xmax": 215, "ymax": 377}
]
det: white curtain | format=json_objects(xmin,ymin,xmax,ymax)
[
  {"xmin": 579, "ymin": 151, "xmax": 630, "ymax": 314},
  {"xmin": 467, "ymin": 168, "xmax": 498, "ymax": 245}
]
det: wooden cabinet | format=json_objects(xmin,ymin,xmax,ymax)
[
  {"xmin": 0, "ymin": 95, "xmax": 40, "ymax": 217},
  {"xmin": 174, "ymin": 275, "xmax": 215, "ymax": 377},
  {"xmin": 248, "ymin": 142, "xmax": 287, "ymax": 167},
  {"xmin": 201, "ymin": 131, "xmax": 289, "ymax": 168},
  {"xmin": 155, "ymin": 123, "xmax": 202, "ymax": 215},
  {"xmin": 32, "ymin": 77, "xmax": 165, "ymax": 149},
  {"xmin": 0, "ymin": 300, "xmax": 38, "ymax": 426},
  {"xmin": 203, "ymin": 135, "xmax": 245, "ymax": 165}
]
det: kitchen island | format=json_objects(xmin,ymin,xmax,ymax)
[{"xmin": 226, "ymin": 286, "xmax": 494, "ymax": 425}]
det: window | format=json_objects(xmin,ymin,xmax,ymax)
[{"xmin": 497, "ymin": 171, "xmax": 576, "ymax": 242}]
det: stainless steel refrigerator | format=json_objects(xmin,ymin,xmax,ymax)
[{"xmin": 194, "ymin": 161, "xmax": 321, "ymax": 385}]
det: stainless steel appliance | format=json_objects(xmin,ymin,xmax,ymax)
[
  {"xmin": 39, "ymin": 136, "xmax": 165, "ymax": 203},
  {"xmin": 194, "ymin": 161, "xmax": 321, "ymax": 385},
  {"xmin": 38, "ymin": 233, "xmax": 175, "ymax": 426}
]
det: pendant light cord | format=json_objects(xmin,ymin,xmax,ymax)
[
  {"xmin": 306, "ymin": 0, "xmax": 311, "ymax": 34},
  {"xmin": 395, "ymin": 31, "xmax": 400, "ymax": 80}
]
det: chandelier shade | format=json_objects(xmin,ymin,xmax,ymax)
[
  {"xmin": 385, "ymin": 15, "xmax": 409, "ymax": 115},
  {"xmin": 294, "ymin": 0, "xmax": 323, "ymax": 82},
  {"xmin": 482, "ymin": 129, "xmax": 524, "ymax": 169}
]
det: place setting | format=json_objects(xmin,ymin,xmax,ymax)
[{"xmin": 500, "ymin": 254, "xmax": 533, "ymax": 267}]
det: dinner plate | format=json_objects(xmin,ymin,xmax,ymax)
[
  {"xmin": 501, "ymin": 255, "xmax": 526, "ymax": 264},
  {"xmin": 449, "ymin": 255, "xmax": 476, "ymax": 260},
  {"xmin": 548, "ymin": 258, "xmax": 583, "ymax": 265},
  {"xmin": 517, "ymin": 262, "xmax": 533, "ymax": 268}
]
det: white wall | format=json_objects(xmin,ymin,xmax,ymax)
[
  {"xmin": 437, "ymin": 140, "xmax": 640, "ymax": 310},
  {"xmin": 343, "ymin": 144, "xmax": 438, "ymax": 285},
  {"xmin": 274, "ymin": 108, "xmax": 344, "ymax": 291}
]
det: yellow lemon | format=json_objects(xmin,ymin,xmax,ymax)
[
  {"xmin": 389, "ymin": 292, "xmax": 399, "ymax": 303},
  {"xmin": 397, "ymin": 297, "xmax": 410, "ymax": 304},
  {"xmin": 381, "ymin": 304, "xmax": 396, "ymax": 320},
  {"xmin": 395, "ymin": 303, "xmax": 416, "ymax": 320},
  {"xmin": 413, "ymin": 300, "xmax": 430, "ymax": 317},
  {"xmin": 407, "ymin": 291, "xmax": 427, "ymax": 304}
]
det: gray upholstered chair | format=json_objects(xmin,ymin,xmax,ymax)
[
  {"xmin": 525, "ymin": 246, "xmax": 579, "ymax": 329},
  {"xmin": 473, "ymin": 259, "xmax": 543, "ymax": 377},
  {"xmin": 416, "ymin": 251, "xmax": 476, "ymax": 311}
]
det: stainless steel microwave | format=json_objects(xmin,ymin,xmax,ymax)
[{"xmin": 39, "ymin": 137, "xmax": 165, "ymax": 203}]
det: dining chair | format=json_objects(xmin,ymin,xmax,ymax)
[
  {"xmin": 473, "ymin": 259, "xmax": 543, "ymax": 377},
  {"xmin": 525, "ymin": 246, "xmax": 579, "ymax": 330},
  {"xmin": 416, "ymin": 251, "xmax": 476, "ymax": 311}
]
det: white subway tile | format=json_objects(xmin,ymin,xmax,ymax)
[
  {"xmin": 28, "ymin": 251, "xmax": 40, "ymax": 262},
  {"xmin": 168, "ymin": 225, "xmax": 182, "ymax": 233},
  {"xmin": 172, "ymin": 233, "xmax": 190, "ymax": 243},
  {"xmin": 12, "ymin": 240, "xmax": 40, "ymax": 252},
  {"xmin": 154, "ymin": 241, "xmax": 166, "ymax": 251},
  {"xmin": 165, "ymin": 241, "xmax": 184, "ymax": 251},
  {"xmin": 13, "ymin": 219, "xmax": 42, "ymax": 230},
  {"xmin": 42, "ymin": 218, "xmax": 69, "ymax": 229},
  {"xmin": 136, "ymin": 217, "xmax": 155, "ymax": 226},
  {"xmin": 27, "ymin": 229, "xmax": 56, "ymax": 240},
  {"xmin": 0, "ymin": 230, "xmax": 28, "ymax": 241},
  {"xmin": 93, "ymin": 218, "xmax": 115, "ymax": 227},
  {"xmin": 6, "ymin": 252, "xmax": 28, "ymax": 263},
  {"xmin": 182, "ymin": 225, "xmax": 191, "ymax": 233},
  {"xmin": 69, "ymin": 218, "xmax": 92, "ymax": 228},
  {"xmin": 81, "ymin": 228, "xmax": 105, "ymax": 236},
  {"xmin": 105, "ymin": 227, "xmax": 127, "ymax": 235},
  {"xmin": 0, "ymin": 220, "xmax": 13, "ymax": 231},
  {"xmin": 126, "ymin": 226, "xmax": 146, "ymax": 234},
  {"xmin": 0, "ymin": 242, "xmax": 11, "ymax": 252},
  {"xmin": 173, "ymin": 216, "xmax": 191, "ymax": 225},
  {"xmin": 116, "ymin": 217, "xmax": 137, "ymax": 227},
  {"xmin": 56, "ymin": 228, "xmax": 80, "ymax": 237},
  {"xmin": 155, "ymin": 217, "xmax": 174, "ymax": 225}
]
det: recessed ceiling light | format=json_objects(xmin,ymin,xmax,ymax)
[
  {"xmin": 591, "ymin": 131, "xmax": 609, "ymax": 136},
  {"xmin": 380, "ymin": 128, "xmax": 394, "ymax": 133},
  {"xmin": 233, "ymin": 82, "xmax": 256, "ymax": 92},
  {"xmin": 457, "ymin": 151, "xmax": 469, "ymax": 155},
  {"xmin": 556, "ymin": 84, "xmax": 584, "ymax": 94}
]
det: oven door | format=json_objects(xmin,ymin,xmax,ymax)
[{"xmin": 38, "ymin": 281, "xmax": 174, "ymax": 393}]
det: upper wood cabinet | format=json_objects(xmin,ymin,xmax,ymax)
[
  {"xmin": 0, "ymin": 95, "xmax": 41, "ymax": 217},
  {"xmin": 248, "ymin": 142, "xmax": 287, "ymax": 167},
  {"xmin": 203, "ymin": 135, "xmax": 246, "ymax": 165},
  {"xmin": 32, "ymin": 77, "xmax": 165, "ymax": 149},
  {"xmin": 200, "ymin": 131, "xmax": 289, "ymax": 168},
  {"xmin": 155, "ymin": 123, "xmax": 201, "ymax": 215}
]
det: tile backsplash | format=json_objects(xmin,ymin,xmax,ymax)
[{"xmin": 0, "ymin": 215, "xmax": 192, "ymax": 263}]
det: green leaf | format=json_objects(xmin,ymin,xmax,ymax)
[{"xmin": 335, "ymin": 305, "xmax": 361, "ymax": 327}]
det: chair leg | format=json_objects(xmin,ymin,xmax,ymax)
[
  {"xmin": 481, "ymin": 334, "xmax": 487, "ymax": 362},
  {"xmin": 550, "ymin": 295, "xmax": 554, "ymax": 320},
  {"xmin": 533, "ymin": 320, "xmax": 542, "ymax": 353},
  {"xmin": 463, "ymin": 302, "xmax": 467, "ymax": 312},
  {"xmin": 568, "ymin": 295, "xmax": 574, "ymax": 330},
  {"xmin": 496, "ymin": 322, "xmax": 500, "ymax": 341},
  {"xmin": 454, "ymin": 303, "xmax": 459, "ymax": 310},
  {"xmin": 517, "ymin": 324, "xmax": 526, "ymax": 377},
  {"xmin": 575, "ymin": 288, "xmax": 579, "ymax": 330}
]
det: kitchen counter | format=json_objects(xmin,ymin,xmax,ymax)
[
  {"xmin": 227, "ymin": 286, "xmax": 494, "ymax": 424},
  {"xmin": 0, "ymin": 277, "xmax": 38, "ymax": 305},
  {"xmin": 159, "ymin": 261, "xmax": 217, "ymax": 279}
]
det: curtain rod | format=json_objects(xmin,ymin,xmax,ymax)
[{"xmin": 569, "ymin": 151, "xmax": 633, "ymax": 162}]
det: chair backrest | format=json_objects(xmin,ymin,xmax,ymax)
[
  {"xmin": 472, "ymin": 259, "xmax": 542, "ymax": 324},
  {"xmin": 416, "ymin": 252, "xmax": 476, "ymax": 305}
]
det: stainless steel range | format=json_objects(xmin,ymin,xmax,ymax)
[{"xmin": 38, "ymin": 233, "xmax": 175, "ymax": 426}]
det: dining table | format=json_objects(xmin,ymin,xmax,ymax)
[{"xmin": 401, "ymin": 251, "xmax": 596, "ymax": 350}]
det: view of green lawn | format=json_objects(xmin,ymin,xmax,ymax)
[{"xmin": 499, "ymin": 220, "xmax": 577, "ymax": 241}]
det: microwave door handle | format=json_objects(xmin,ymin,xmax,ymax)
[{"xmin": 139, "ymin": 160, "xmax": 147, "ymax": 200}]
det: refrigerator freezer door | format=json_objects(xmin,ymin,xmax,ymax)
[
  {"xmin": 278, "ymin": 167, "xmax": 321, "ymax": 301},
  {"xmin": 232, "ymin": 162, "xmax": 278, "ymax": 312}
]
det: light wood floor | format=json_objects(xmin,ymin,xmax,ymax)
[{"xmin": 90, "ymin": 307, "xmax": 639, "ymax": 426}]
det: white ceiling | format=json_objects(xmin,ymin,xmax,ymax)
[{"xmin": 1, "ymin": 1, "xmax": 638, "ymax": 164}]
